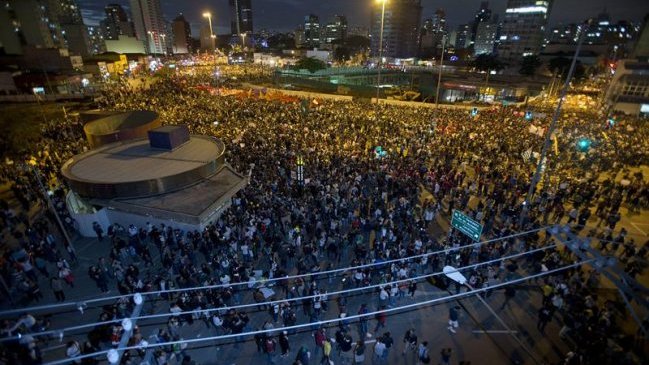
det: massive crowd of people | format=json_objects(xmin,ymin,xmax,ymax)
[{"xmin": 0, "ymin": 66, "xmax": 648, "ymax": 365}]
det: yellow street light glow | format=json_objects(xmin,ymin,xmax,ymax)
[{"xmin": 202, "ymin": 12, "xmax": 211, "ymax": 18}]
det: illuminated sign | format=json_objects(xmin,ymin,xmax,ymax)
[
  {"xmin": 443, "ymin": 82, "xmax": 477, "ymax": 91},
  {"xmin": 506, "ymin": 6, "xmax": 548, "ymax": 14}
]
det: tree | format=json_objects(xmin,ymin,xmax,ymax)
[
  {"xmin": 331, "ymin": 35, "xmax": 370, "ymax": 65},
  {"xmin": 292, "ymin": 57, "xmax": 327, "ymax": 73},
  {"xmin": 548, "ymin": 56, "xmax": 585, "ymax": 82},
  {"xmin": 333, "ymin": 47, "xmax": 351, "ymax": 63},
  {"xmin": 267, "ymin": 33, "xmax": 296, "ymax": 50},
  {"xmin": 471, "ymin": 54, "xmax": 504, "ymax": 100},
  {"xmin": 471, "ymin": 53, "xmax": 504, "ymax": 73},
  {"xmin": 337, "ymin": 35, "xmax": 371, "ymax": 50},
  {"xmin": 519, "ymin": 55, "xmax": 542, "ymax": 77}
]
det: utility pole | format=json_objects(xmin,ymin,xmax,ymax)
[
  {"xmin": 375, "ymin": 0, "xmax": 387, "ymax": 104},
  {"xmin": 30, "ymin": 166, "xmax": 75, "ymax": 253},
  {"xmin": 435, "ymin": 34, "xmax": 447, "ymax": 108},
  {"xmin": 107, "ymin": 294, "xmax": 144, "ymax": 364},
  {"xmin": 519, "ymin": 20, "xmax": 589, "ymax": 227}
]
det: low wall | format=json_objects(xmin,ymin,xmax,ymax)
[{"xmin": 0, "ymin": 93, "xmax": 92, "ymax": 103}]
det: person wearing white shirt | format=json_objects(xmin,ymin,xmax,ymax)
[
  {"xmin": 373, "ymin": 339, "xmax": 386, "ymax": 360},
  {"xmin": 241, "ymin": 243, "xmax": 251, "ymax": 262},
  {"xmin": 66, "ymin": 341, "xmax": 81, "ymax": 364},
  {"xmin": 220, "ymin": 274, "xmax": 231, "ymax": 288}
]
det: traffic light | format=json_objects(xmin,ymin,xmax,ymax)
[
  {"xmin": 606, "ymin": 117, "xmax": 615, "ymax": 129},
  {"xmin": 471, "ymin": 107, "xmax": 478, "ymax": 117},
  {"xmin": 374, "ymin": 146, "xmax": 387, "ymax": 158},
  {"xmin": 577, "ymin": 138, "xmax": 591, "ymax": 152},
  {"xmin": 525, "ymin": 111, "xmax": 533, "ymax": 121}
]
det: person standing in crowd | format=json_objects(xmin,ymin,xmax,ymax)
[
  {"xmin": 447, "ymin": 306, "xmax": 461, "ymax": 333},
  {"xmin": 417, "ymin": 341, "xmax": 430, "ymax": 364},
  {"xmin": 338, "ymin": 330, "xmax": 354, "ymax": 365},
  {"xmin": 50, "ymin": 276, "xmax": 65, "ymax": 302},
  {"xmin": 402, "ymin": 328, "xmax": 417, "ymax": 356},
  {"xmin": 440, "ymin": 348, "xmax": 452, "ymax": 365},
  {"xmin": 380, "ymin": 332, "xmax": 393, "ymax": 361},
  {"xmin": 537, "ymin": 304, "xmax": 554, "ymax": 334},
  {"xmin": 296, "ymin": 345, "xmax": 311, "ymax": 365},
  {"xmin": 92, "ymin": 222, "xmax": 103, "ymax": 242},
  {"xmin": 372, "ymin": 337, "xmax": 386, "ymax": 365},
  {"xmin": 321, "ymin": 337, "xmax": 332, "ymax": 364},
  {"xmin": 358, "ymin": 304, "xmax": 369, "ymax": 339},
  {"xmin": 373, "ymin": 306, "xmax": 387, "ymax": 334},
  {"xmin": 263, "ymin": 335, "xmax": 277, "ymax": 365},
  {"xmin": 279, "ymin": 331, "xmax": 290, "ymax": 358},
  {"xmin": 313, "ymin": 327, "xmax": 327, "ymax": 359},
  {"xmin": 353, "ymin": 340, "xmax": 365, "ymax": 364}
]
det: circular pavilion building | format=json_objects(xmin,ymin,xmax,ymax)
[{"xmin": 61, "ymin": 112, "xmax": 247, "ymax": 237}]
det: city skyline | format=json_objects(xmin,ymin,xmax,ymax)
[{"xmin": 77, "ymin": 0, "xmax": 649, "ymax": 36}]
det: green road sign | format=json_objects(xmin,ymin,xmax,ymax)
[{"xmin": 451, "ymin": 210, "xmax": 483, "ymax": 241}]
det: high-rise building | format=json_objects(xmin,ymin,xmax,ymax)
[
  {"xmin": 633, "ymin": 14, "xmax": 649, "ymax": 59},
  {"xmin": 0, "ymin": 0, "xmax": 65, "ymax": 54},
  {"xmin": 102, "ymin": 4, "xmax": 134, "ymax": 41},
  {"xmin": 548, "ymin": 23, "xmax": 581, "ymax": 44},
  {"xmin": 304, "ymin": 14, "xmax": 321, "ymax": 48},
  {"xmin": 324, "ymin": 15, "xmax": 348, "ymax": 44},
  {"xmin": 294, "ymin": 25, "xmax": 306, "ymax": 48},
  {"xmin": 474, "ymin": 21, "xmax": 498, "ymax": 55},
  {"xmin": 420, "ymin": 8, "xmax": 447, "ymax": 57},
  {"xmin": 370, "ymin": 0, "xmax": 423, "ymax": 59},
  {"xmin": 498, "ymin": 0, "xmax": 552, "ymax": 63},
  {"xmin": 130, "ymin": 0, "xmax": 167, "ymax": 54},
  {"xmin": 230, "ymin": 0, "xmax": 253, "ymax": 36},
  {"xmin": 172, "ymin": 14, "xmax": 192, "ymax": 54},
  {"xmin": 51, "ymin": 0, "xmax": 91, "ymax": 56},
  {"xmin": 454, "ymin": 24, "xmax": 471, "ymax": 49},
  {"xmin": 0, "ymin": 0, "xmax": 93, "ymax": 57},
  {"xmin": 470, "ymin": 1, "xmax": 492, "ymax": 46},
  {"xmin": 87, "ymin": 26, "xmax": 106, "ymax": 55},
  {"xmin": 347, "ymin": 26, "xmax": 369, "ymax": 38}
]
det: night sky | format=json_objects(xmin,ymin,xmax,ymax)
[{"xmin": 78, "ymin": 0, "xmax": 649, "ymax": 36}]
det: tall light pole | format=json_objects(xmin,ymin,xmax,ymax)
[
  {"xmin": 435, "ymin": 34, "xmax": 446, "ymax": 108},
  {"xmin": 519, "ymin": 20, "xmax": 590, "ymax": 227},
  {"xmin": 203, "ymin": 12, "xmax": 214, "ymax": 38},
  {"xmin": 147, "ymin": 31, "xmax": 155, "ymax": 54},
  {"xmin": 375, "ymin": 0, "xmax": 387, "ymax": 103},
  {"xmin": 160, "ymin": 33, "xmax": 166, "ymax": 55},
  {"xmin": 443, "ymin": 266, "xmax": 543, "ymax": 365},
  {"xmin": 240, "ymin": 32, "xmax": 247, "ymax": 47}
]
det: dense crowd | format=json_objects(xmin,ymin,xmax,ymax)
[{"xmin": 0, "ymin": 66, "xmax": 648, "ymax": 365}]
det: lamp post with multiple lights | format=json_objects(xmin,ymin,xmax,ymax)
[
  {"xmin": 146, "ymin": 30, "xmax": 155, "ymax": 54},
  {"xmin": 375, "ymin": 0, "xmax": 387, "ymax": 103}
]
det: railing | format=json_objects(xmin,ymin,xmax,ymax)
[{"xmin": 0, "ymin": 93, "xmax": 94, "ymax": 103}]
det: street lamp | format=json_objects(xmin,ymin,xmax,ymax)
[
  {"xmin": 435, "ymin": 34, "xmax": 446, "ymax": 108},
  {"xmin": 240, "ymin": 32, "xmax": 247, "ymax": 47},
  {"xmin": 203, "ymin": 12, "xmax": 214, "ymax": 38},
  {"xmin": 160, "ymin": 34, "xmax": 167, "ymax": 55},
  {"xmin": 147, "ymin": 31, "xmax": 155, "ymax": 54},
  {"xmin": 375, "ymin": 0, "xmax": 387, "ymax": 103},
  {"xmin": 443, "ymin": 266, "xmax": 542, "ymax": 363},
  {"xmin": 519, "ymin": 20, "xmax": 590, "ymax": 227}
]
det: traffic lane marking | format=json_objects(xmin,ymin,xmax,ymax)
[{"xmin": 629, "ymin": 222, "xmax": 648, "ymax": 236}]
